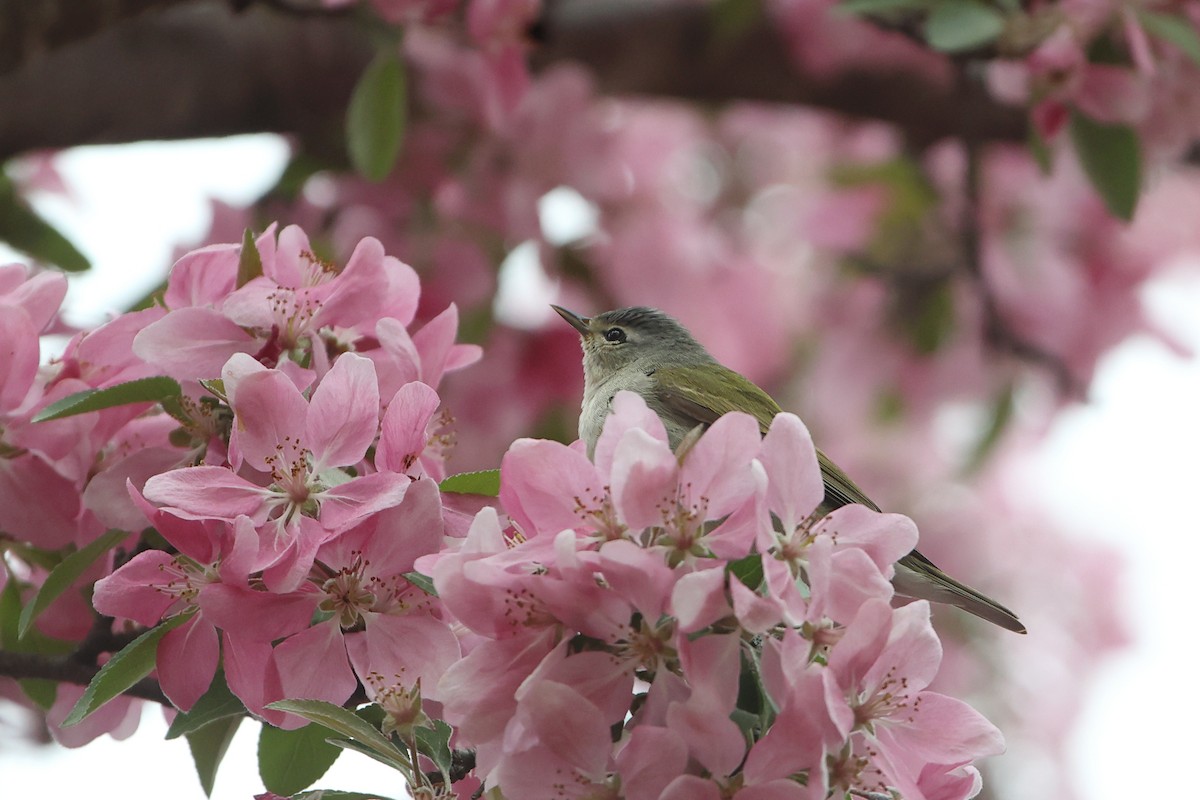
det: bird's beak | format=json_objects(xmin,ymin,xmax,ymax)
[{"xmin": 551, "ymin": 304, "xmax": 590, "ymax": 335}]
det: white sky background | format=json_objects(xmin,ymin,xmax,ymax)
[{"xmin": 0, "ymin": 137, "xmax": 1198, "ymax": 800}]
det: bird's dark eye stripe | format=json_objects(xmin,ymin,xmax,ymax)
[{"xmin": 603, "ymin": 327, "xmax": 626, "ymax": 343}]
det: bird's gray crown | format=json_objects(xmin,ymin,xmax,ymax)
[
  {"xmin": 582, "ymin": 307, "xmax": 717, "ymax": 373},
  {"xmin": 595, "ymin": 307, "xmax": 695, "ymax": 341}
]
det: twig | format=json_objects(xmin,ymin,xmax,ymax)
[
  {"xmin": 960, "ymin": 140, "xmax": 1083, "ymax": 397},
  {"xmin": 0, "ymin": 650, "xmax": 170, "ymax": 705}
]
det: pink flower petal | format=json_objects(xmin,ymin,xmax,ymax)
[
  {"xmin": 670, "ymin": 566, "xmax": 731, "ymax": 633},
  {"xmin": 307, "ymin": 353, "xmax": 380, "ymax": 470},
  {"xmin": 376, "ymin": 381, "xmax": 441, "ymax": 474},
  {"xmin": 760, "ymin": 413, "xmax": 824, "ymax": 529},
  {"xmin": 678, "ymin": 410, "xmax": 762, "ymax": 518},
  {"xmin": 162, "ymin": 243, "xmax": 239, "ymax": 309},
  {"xmin": 660, "ymin": 775, "xmax": 722, "ymax": 800},
  {"xmin": 271, "ymin": 623, "xmax": 357, "ymax": 728},
  {"xmin": 611, "ymin": 428, "xmax": 678, "ymax": 530},
  {"xmin": 814, "ymin": 505, "xmax": 918, "ymax": 572},
  {"xmin": 143, "ymin": 466, "xmax": 269, "ymax": 521},
  {"xmin": 438, "ymin": 628, "xmax": 557, "ymax": 742},
  {"xmin": 131, "ymin": 307, "xmax": 256, "ymax": 380},
  {"xmin": 520, "ymin": 680, "xmax": 611, "ymax": 776},
  {"xmin": 500, "ymin": 438, "xmax": 602, "ymax": 537},
  {"xmin": 615, "ymin": 726, "xmax": 688, "ymax": 800},
  {"xmin": 348, "ymin": 613, "xmax": 461, "ymax": 694},
  {"xmin": 666, "ymin": 693, "xmax": 745, "ymax": 777},
  {"xmin": 731, "ymin": 572, "xmax": 785, "ymax": 634},
  {"xmin": 91, "ymin": 550, "xmax": 181, "ymax": 625},
  {"xmin": 222, "ymin": 632, "xmax": 282, "ymax": 722},
  {"xmin": 199, "ymin": 583, "xmax": 316, "ymax": 642},
  {"xmin": 323, "ymin": 477, "xmax": 444, "ymax": 576},
  {"xmin": 412, "ymin": 303, "xmax": 461, "ymax": 387},
  {"xmin": 4, "ymin": 267, "xmax": 67, "ymax": 331},
  {"xmin": 593, "ymin": 390, "xmax": 668, "ymax": 475},
  {"xmin": 881, "ymin": 692, "xmax": 1005, "ymax": 765},
  {"xmin": 318, "ymin": 471, "xmax": 411, "ymax": 533},
  {"xmin": 315, "ymin": 236, "xmax": 389, "ymax": 329},
  {"xmin": 596, "ymin": 539, "xmax": 676, "ymax": 620},
  {"xmin": 0, "ymin": 305, "xmax": 39, "ymax": 412},
  {"xmin": 158, "ymin": 617, "xmax": 220, "ymax": 711},
  {"xmin": 375, "ymin": 317, "xmax": 421, "ymax": 393},
  {"xmin": 228, "ymin": 369, "xmax": 308, "ymax": 473}
]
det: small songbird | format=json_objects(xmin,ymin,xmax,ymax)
[{"xmin": 553, "ymin": 304, "xmax": 1026, "ymax": 634}]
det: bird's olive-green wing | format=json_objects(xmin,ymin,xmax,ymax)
[
  {"xmin": 652, "ymin": 364, "xmax": 781, "ymax": 431},
  {"xmin": 815, "ymin": 448, "xmax": 881, "ymax": 513},
  {"xmin": 654, "ymin": 365, "xmax": 881, "ymax": 512}
]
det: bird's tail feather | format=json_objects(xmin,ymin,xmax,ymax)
[{"xmin": 894, "ymin": 554, "xmax": 1027, "ymax": 634}]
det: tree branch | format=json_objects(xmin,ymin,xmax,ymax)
[
  {"xmin": 0, "ymin": 1, "xmax": 371, "ymax": 160},
  {"xmin": 0, "ymin": 0, "xmax": 1027, "ymax": 161},
  {"xmin": 0, "ymin": 0, "xmax": 189, "ymax": 76},
  {"xmin": 0, "ymin": 649, "xmax": 170, "ymax": 705},
  {"xmin": 533, "ymin": 0, "xmax": 1026, "ymax": 148}
]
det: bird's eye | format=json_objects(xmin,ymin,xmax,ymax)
[{"xmin": 603, "ymin": 327, "xmax": 627, "ymax": 343}]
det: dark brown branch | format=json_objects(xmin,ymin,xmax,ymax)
[
  {"xmin": 0, "ymin": 0, "xmax": 188, "ymax": 76},
  {"xmin": 0, "ymin": 2, "xmax": 372, "ymax": 161},
  {"xmin": 0, "ymin": 649, "xmax": 170, "ymax": 705},
  {"xmin": 533, "ymin": 0, "xmax": 1027, "ymax": 148},
  {"xmin": 0, "ymin": 0, "xmax": 1028, "ymax": 161}
]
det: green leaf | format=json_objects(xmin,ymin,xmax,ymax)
[
  {"xmin": 198, "ymin": 378, "xmax": 227, "ymax": 401},
  {"xmin": 438, "ymin": 469, "xmax": 501, "ymax": 496},
  {"xmin": 0, "ymin": 573, "xmax": 23, "ymax": 647},
  {"xmin": 258, "ymin": 721, "xmax": 344, "ymax": 796},
  {"xmin": 1069, "ymin": 110, "xmax": 1141, "ymax": 221},
  {"xmin": 963, "ymin": 384, "xmax": 1015, "ymax": 474},
  {"xmin": 1138, "ymin": 11, "xmax": 1200, "ymax": 68},
  {"xmin": 187, "ymin": 715, "xmax": 242, "ymax": 797},
  {"xmin": 0, "ymin": 172, "xmax": 90, "ymax": 272},
  {"xmin": 346, "ymin": 49, "xmax": 407, "ymax": 181},
  {"xmin": 326, "ymin": 738, "xmax": 414, "ymax": 774},
  {"xmin": 265, "ymin": 699, "xmax": 410, "ymax": 772},
  {"xmin": 32, "ymin": 376, "xmax": 182, "ymax": 422},
  {"xmin": 1027, "ymin": 121, "xmax": 1054, "ymax": 175},
  {"xmin": 237, "ymin": 228, "xmax": 264, "ymax": 288},
  {"xmin": 268, "ymin": 153, "xmax": 330, "ymax": 202},
  {"xmin": 728, "ymin": 555, "xmax": 764, "ymax": 591},
  {"xmin": 838, "ymin": 0, "xmax": 930, "ymax": 14},
  {"xmin": 924, "ymin": 1, "xmax": 1006, "ymax": 52},
  {"xmin": 125, "ymin": 279, "xmax": 168, "ymax": 312},
  {"xmin": 402, "ymin": 571, "xmax": 437, "ymax": 597},
  {"xmin": 62, "ymin": 613, "xmax": 193, "ymax": 727},
  {"xmin": 711, "ymin": 0, "xmax": 763, "ymax": 40},
  {"xmin": 18, "ymin": 529, "xmax": 128, "ymax": 639},
  {"xmin": 19, "ymin": 678, "xmax": 58, "ymax": 709},
  {"xmin": 166, "ymin": 670, "xmax": 247, "ymax": 739},
  {"xmin": 0, "ymin": 574, "xmax": 61, "ymax": 709},
  {"xmin": 414, "ymin": 720, "xmax": 454, "ymax": 782},
  {"xmin": 903, "ymin": 281, "xmax": 955, "ymax": 354},
  {"xmin": 4, "ymin": 540, "xmax": 65, "ymax": 572}
]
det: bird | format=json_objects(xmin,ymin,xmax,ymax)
[{"xmin": 552, "ymin": 304, "xmax": 1026, "ymax": 634}]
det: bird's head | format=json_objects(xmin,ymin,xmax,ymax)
[{"xmin": 551, "ymin": 305, "xmax": 713, "ymax": 383}]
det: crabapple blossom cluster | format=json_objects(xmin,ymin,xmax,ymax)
[
  {"xmin": 427, "ymin": 392, "xmax": 1004, "ymax": 799},
  {"xmin": 0, "ymin": 230, "xmax": 1004, "ymax": 799},
  {"xmin": 0, "ymin": 226, "xmax": 475, "ymax": 741}
]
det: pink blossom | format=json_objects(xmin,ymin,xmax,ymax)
[
  {"xmin": 826, "ymin": 600, "xmax": 1005, "ymax": 797},
  {"xmin": 143, "ymin": 353, "xmax": 409, "ymax": 590}
]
